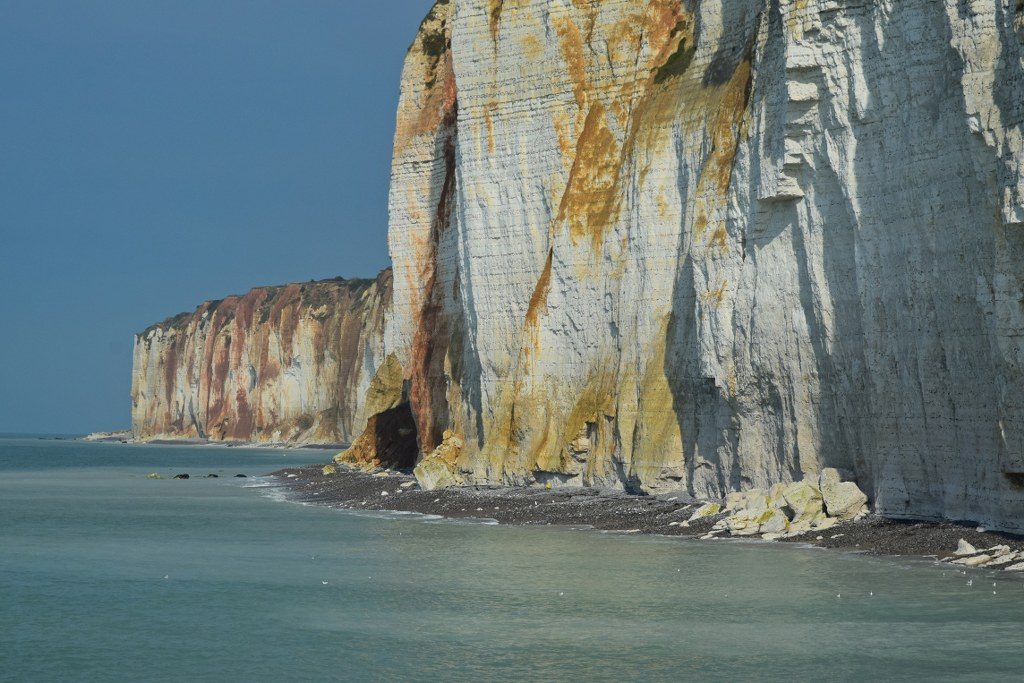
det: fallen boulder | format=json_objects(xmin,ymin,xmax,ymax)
[
  {"xmin": 757, "ymin": 508, "xmax": 790, "ymax": 535},
  {"xmin": 781, "ymin": 480, "xmax": 824, "ymax": 526},
  {"xmin": 952, "ymin": 554, "xmax": 993, "ymax": 567},
  {"xmin": 813, "ymin": 517, "xmax": 838, "ymax": 532},
  {"xmin": 414, "ymin": 456, "xmax": 463, "ymax": 491},
  {"xmin": 723, "ymin": 507, "xmax": 788, "ymax": 536},
  {"xmin": 954, "ymin": 539, "xmax": 978, "ymax": 556},
  {"xmin": 982, "ymin": 552, "xmax": 1019, "ymax": 567},
  {"xmin": 724, "ymin": 491, "xmax": 749, "ymax": 511},
  {"xmin": 818, "ymin": 469, "xmax": 868, "ymax": 520},
  {"xmin": 413, "ymin": 430, "xmax": 465, "ymax": 491},
  {"xmin": 688, "ymin": 502, "xmax": 721, "ymax": 522}
]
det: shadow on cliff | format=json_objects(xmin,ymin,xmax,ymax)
[
  {"xmin": 661, "ymin": 0, "xmax": 1018, "ymax": 523},
  {"xmin": 663, "ymin": 1, "xmax": 767, "ymax": 501},
  {"xmin": 835, "ymin": 0, "xmax": 1009, "ymax": 521}
]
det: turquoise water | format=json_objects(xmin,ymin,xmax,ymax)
[{"xmin": 1, "ymin": 437, "xmax": 1022, "ymax": 681}]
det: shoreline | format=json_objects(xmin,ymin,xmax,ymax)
[
  {"xmin": 269, "ymin": 463, "xmax": 1024, "ymax": 574},
  {"xmin": 77, "ymin": 435, "xmax": 348, "ymax": 451}
]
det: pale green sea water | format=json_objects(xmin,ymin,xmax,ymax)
[{"xmin": 1, "ymin": 436, "xmax": 1022, "ymax": 682}]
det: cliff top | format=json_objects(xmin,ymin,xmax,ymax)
[{"xmin": 137, "ymin": 269, "xmax": 392, "ymax": 338}]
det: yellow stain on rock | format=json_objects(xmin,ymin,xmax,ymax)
[
  {"xmin": 488, "ymin": 0, "xmax": 503, "ymax": 43},
  {"xmin": 557, "ymin": 103, "xmax": 623, "ymax": 251},
  {"xmin": 552, "ymin": 12, "xmax": 589, "ymax": 111},
  {"xmin": 522, "ymin": 366, "xmax": 619, "ymax": 480},
  {"xmin": 483, "ymin": 101, "xmax": 497, "ymax": 155},
  {"xmin": 709, "ymin": 223, "xmax": 730, "ymax": 252},
  {"xmin": 701, "ymin": 280, "xmax": 729, "ymax": 308},
  {"xmin": 690, "ymin": 55, "xmax": 754, "ymax": 253},
  {"xmin": 361, "ymin": 353, "xmax": 406, "ymax": 418},
  {"xmin": 725, "ymin": 363, "xmax": 739, "ymax": 398},
  {"xmin": 524, "ymin": 248, "xmax": 554, "ymax": 332},
  {"xmin": 788, "ymin": 0, "xmax": 811, "ymax": 40},
  {"xmin": 553, "ymin": 108, "xmax": 577, "ymax": 173},
  {"xmin": 627, "ymin": 325, "xmax": 686, "ymax": 489},
  {"xmin": 521, "ymin": 34, "xmax": 543, "ymax": 60},
  {"xmin": 704, "ymin": 58, "xmax": 753, "ymax": 196},
  {"xmin": 657, "ymin": 192, "xmax": 670, "ymax": 219},
  {"xmin": 441, "ymin": 0, "xmax": 766, "ymax": 492}
]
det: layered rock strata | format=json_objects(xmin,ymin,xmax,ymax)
[
  {"xmin": 131, "ymin": 271, "xmax": 392, "ymax": 445},
  {"xmin": 354, "ymin": 0, "xmax": 1024, "ymax": 532}
]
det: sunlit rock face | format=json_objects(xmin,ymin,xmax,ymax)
[
  {"xmin": 375, "ymin": 0, "xmax": 1024, "ymax": 531},
  {"xmin": 132, "ymin": 271, "xmax": 392, "ymax": 445}
]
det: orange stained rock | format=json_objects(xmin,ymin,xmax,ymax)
[
  {"xmin": 483, "ymin": 101, "xmax": 497, "ymax": 155},
  {"xmin": 553, "ymin": 13, "xmax": 588, "ymax": 110},
  {"xmin": 524, "ymin": 248, "xmax": 554, "ymax": 330},
  {"xmin": 557, "ymin": 103, "xmax": 623, "ymax": 250}
]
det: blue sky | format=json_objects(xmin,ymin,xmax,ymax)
[{"xmin": 0, "ymin": 0, "xmax": 434, "ymax": 433}]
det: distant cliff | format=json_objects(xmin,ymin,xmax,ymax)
[{"xmin": 131, "ymin": 271, "xmax": 392, "ymax": 446}]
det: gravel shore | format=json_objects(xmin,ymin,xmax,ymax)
[{"xmin": 269, "ymin": 464, "xmax": 1024, "ymax": 569}]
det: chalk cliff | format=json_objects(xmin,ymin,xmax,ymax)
[
  {"xmin": 130, "ymin": 0, "xmax": 1024, "ymax": 533},
  {"xmin": 132, "ymin": 272, "xmax": 392, "ymax": 446},
  {"xmin": 356, "ymin": 0, "xmax": 1024, "ymax": 532}
]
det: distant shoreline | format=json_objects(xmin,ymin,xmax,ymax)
[
  {"xmin": 78, "ymin": 432, "xmax": 347, "ymax": 451},
  {"xmin": 267, "ymin": 463, "xmax": 1024, "ymax": 576}
]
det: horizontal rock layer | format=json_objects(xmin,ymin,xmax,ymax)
[
  {"xmin": 366, "ymin": 0, "xmax": 1024, "ymax": 532},
  {"xmin": 131, "ymin": 271, "xmax": 392, "ymax": 445}
]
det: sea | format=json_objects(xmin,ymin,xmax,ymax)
[{"xmin": 1, "ymin": 435, "xmax": 1022, "ymax": 682}]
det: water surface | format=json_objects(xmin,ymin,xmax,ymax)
[{"xmin": 1, "ymin": 437, "xmax": 1021, "ymax": 681}]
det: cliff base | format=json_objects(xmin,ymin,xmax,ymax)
[{"xmin": 268, "ymin": 464, "xmax": 1024, "ymax": 574}]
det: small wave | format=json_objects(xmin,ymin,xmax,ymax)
[
  {"xmin": 338, "ymin": 508, "xmax": 446, "ymax": 523},
  {"xmin": 425, "ymin": 516, "xmax": 500, "ymax": 527},
  {"xmin": 253, "ymin": 487, "xmax": 293, "ymax": 504},
  {"xmin": 236, "ymin": 478, "xmax": 316, "ymax": 507},
  {"xmin": 239, "ymin": 476, "xmax": 277, "ymax": 488},
  {"xmin": 238, "ymin": 480, "xmax": 502, "ymax": 528}
]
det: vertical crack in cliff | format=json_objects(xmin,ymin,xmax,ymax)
[
  {"xmin": 408, "ymin": 94, "xmax": 459, "ymax": 458},
  {"xmin": 488, "ymin": 0, "xmax": 503, "ymax": 44}
]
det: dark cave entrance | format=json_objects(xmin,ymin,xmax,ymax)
[{"xmin": 368, "ymin": 402, "xmax": 419, "ymax": 470}]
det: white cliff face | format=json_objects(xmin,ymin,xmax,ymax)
[{"xmin": 376, "ymin": 0, "xmax": 1024, "ymax": 532}]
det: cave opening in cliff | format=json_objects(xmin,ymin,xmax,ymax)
[
  {"xmin": 337, "ymin": 401, "xmax": 420, "ymax": 471},
  {"xmin": 372, "ymin": 402, "xmax": 419, "ymax": 469}
]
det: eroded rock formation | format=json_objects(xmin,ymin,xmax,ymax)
[
  {"xmin": 131, "ymin": 271, "xmax": 392, "ymax": 445},
  {"xmin": 357, "ymin": 0, "xmax": 1024, "ymax": 532}
]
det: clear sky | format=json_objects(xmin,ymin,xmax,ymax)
[{"xmin": 0, "ymin": 0, "xmax": 434, "ymax": 434}]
